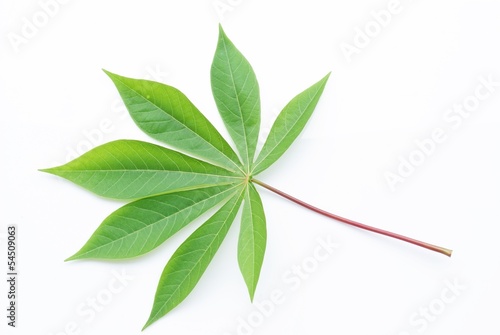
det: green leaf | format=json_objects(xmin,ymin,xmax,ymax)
[
  {"xmin": 104, "ymin": 70, "xmax": 243, "ymax": 173},
  {"xmin": 41, "ymin": 24, "xmax": 340, "ymax": 331},
  {"xmin": 238, "ymin": 183, "xmax": 266, "ymax": 301},
  {"xmin": 66, "ymin": 184, "xmax": 242, "ymax": 260},
  {"xmin": 252, "ymin": 73, "xmax": 331, "ymax": 175},
  {"xmin": 143, "ymin": 189, "xmax": 244, "ymax": 330},
  {"xmin": 211, "ymin": 25, "xmax": 260, "ymax": 171},
  {"xmin": 41, "ymin": 140, "xmax": 241, "ymax": 200}
]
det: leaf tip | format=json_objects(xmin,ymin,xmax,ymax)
[
  {"xmin": 217, "ymin": 23, "xmax": 228, "ymax": 40},
  {"xmin": 102, "ymin": 68, "xmax": 116, "ymax": 79},
  {"xmin": 64, "ymin": 254, "xmax": 79, "ymax": 262},
  {"xmin": 103, "ymin": 69, "xmax": 122, "ymax": 82},
  {"xmin": 39, "ymin": 166, "xmax": 60, "ymax": 175},
  {"xmin": 142, "ymin": 317, "xmax": 154, "ymax": 331},
  {"xmin": 323, "ymin": 71, "xmax": 332, "ymax": 82},
  {"xmin": 248, "ymin": 290, "xmax": 255, "ymax": 303},
  {"xmin": 243, "ymin": 279, "xmax": 258, "ymax": 303},
  {"xmin": 65, "ymin": 248, "xmax": 89, "ymax": 261}
]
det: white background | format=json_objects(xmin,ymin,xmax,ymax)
[{"xmin": 1, "ymin": 0, "xmax": 500, "ymax": 334}]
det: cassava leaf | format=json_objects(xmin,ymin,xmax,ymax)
[
  {"xmin": 104, "ymin": 70, "xmax": 243, "ymax": 173},
  {"xmin": 66, "ymin": 184, "xmax": 242, "ymax": 260},
  {"xmin": 211, "ymin": 25, "xmax": 260, "ymax": 171},
  {"xmin": 43, "ymin": 25, "xmax": 339, "ymax": 331},
  {"xmin": 41, "ymin": 140, "xmax": 241, "ymax": 200},
  {"xmin": 143, "ymin": 189, "xmax": 245, "ymax": 330},
  {"xmin": 43, "ymin": 23, "xmax": 450, "ymax": 333},
  {"xmin": 238, "ymin": 183, "xmax": 266, "ymax": 301},
  {"xmin": 252, "ymin": 73, "xmax": 331, "ymax": 175}
]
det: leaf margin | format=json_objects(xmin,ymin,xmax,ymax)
[
  {"xmin": 65, "ymin": 183, "xmax": 243, "ymax": 261},
  {"xmin": 40, "ymin": 139, "xmax": 242, "ymax": 200},
  {"xmin": 143, "ymin": 186, "xmax": 245, "ymax": 330},
  {"xmin": 104, "ymin": 69, "xmax": 244, "ymax": 174},
  {"xmin": 252, "ymin": 72, "xmax": 331, "ymax": 175},
  {"xmin": 211, "ymin": 24, "xmax": 261, "ymax": 172},
  {"xmin": 238, "ymin": 182, "xmax": 266, "ymax": 301}
]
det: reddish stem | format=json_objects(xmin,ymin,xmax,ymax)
[{"xmin": 251, "ymin": 178, "xmax": 452, "ymax": 257}]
